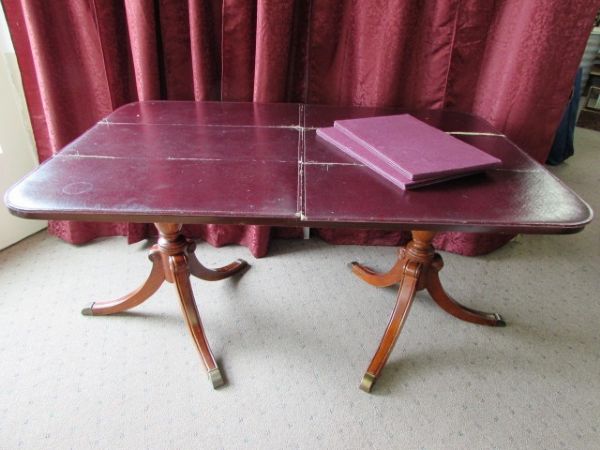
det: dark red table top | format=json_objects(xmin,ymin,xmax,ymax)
[{"xmin": 5, "ymin": 102, "xmax": 593, "ymax": 234}]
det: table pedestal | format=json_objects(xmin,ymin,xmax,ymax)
[
  {"xmin": 352, "ymin": 230, "xmax": 505, "ymax": 393},
  {"xmin": 81, "ymin": 223, "xmax": 248, "ymax": 388}
]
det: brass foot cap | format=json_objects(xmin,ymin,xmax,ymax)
[
  {"xmin": 207, "ymin": 368, "xmax": 225, "ymax": 389},
  {"xmin": 81, "ymin": 304, "xmax": 95, "ymax": 316},
  {"xmin": 493, "ymin": 313, "xmax": 507, "ymax": 327},
  {"xmin": 359, "ymin": 373, "xmax": 376, "ymax": 393}
]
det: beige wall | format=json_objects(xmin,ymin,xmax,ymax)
[{"xmin": 0, "ymin": 6, "xmax": 46, "ymax": 249}]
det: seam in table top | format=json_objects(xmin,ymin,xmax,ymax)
[{"xmin": 98, "ymin": 119, "xmax": 506, "ymax": 138}]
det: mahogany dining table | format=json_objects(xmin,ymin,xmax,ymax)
[{"xmin": 5, "ymin": 102, "xmax": 593, "ymax": 393}]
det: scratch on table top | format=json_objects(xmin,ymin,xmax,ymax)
[
  {"xmin": 447, "ymin": 131, "xmax": 506, "ymax": 137},
  {"xmin": 101, "ymin": 121, "xmax": 303, "ymax": 130},
  {"xmin": 302, "ymin": 161, "xmax": 362, "ymax": 167},
  {"xmin": 62, "ymin": 154, "xmax": 123, "ymax": 160},
  {"xmin": 97, "ymin": 118, "xmax": 505, "ymax": 138},
  {"xmin": 490, "ymin": 167, "xmax": 541, "ymax": 173},
  {"xmin": 59, "ymin": 154, "xmax": 296, "ymax": 164}
]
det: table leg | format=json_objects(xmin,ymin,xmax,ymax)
[
  {"xmin": 350, "ymin": 249, "xmax": 406, "ymax": 288},
  {"xmin": 81, "ymin": 247, "xmax": 165, "ymax": 316},
  {"xmin": 427, "ymin": 254, "xmax": 505, "ymax": 326},
  {"xmin": 81, "ymin": 222, "xmax": 248, "ymax": 389},
  {"xmin": 360, "ymin": 260, "xmax": 420, "ymax": 393},
  {"xmin": 353, "ymin": 230, "xmax": 505, "ymax": 393},
  {"xmin": 187, "ymin": 241, "xmax": 248, "ymax": 281},
  {"xmin": 170, "ymin": 253, "xmax": 223, "ymax": 388}
]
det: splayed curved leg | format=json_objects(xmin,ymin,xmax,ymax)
[
  {"xmin": 427, "ymin": 255, "xmax": 505, "ymax": 326},
  {"xmin": 350, "ymin": 249, "xmax": 406, "ymax": 288},
  {"xmin": 81, "ymin": 248, "xmax": 165, "ymax": 316},
  {"xmin": 360, "ymin": 261, "xmax": 420, "ymax": 393},
  {"xmin": 170, "ymin": 254, "xmax": 224, "ymax": 388},
  {"xmin": 187, "ymin": 246, "xmax": 248, "ymax": 282}
]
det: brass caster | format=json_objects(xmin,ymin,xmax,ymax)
[
  {"xmin": 207, "ymin": 368, "xmax": 224, "ymax": 389},
  {"xmin": 81, "ymin": 303, "xmax": 95, "ymax": 316},
  {"xmin": 359, "ymin": 372, "xmax": 376, "ymax": 393}
]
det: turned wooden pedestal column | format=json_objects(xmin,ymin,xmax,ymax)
[
  {"xmin": 81, "ymin": 223, "xmax": 248, "ymax": 388},
  {"xmin": 351, "ymin": 230, "xmax": 505, "ymax": 393}
]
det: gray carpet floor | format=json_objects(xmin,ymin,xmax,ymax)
[{"xmin": 1, "ymin": 128, "xmax": 599, "ymax": 449}]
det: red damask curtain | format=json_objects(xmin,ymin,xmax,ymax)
[{"xmin": 2, "ymin": 0, "xmax": 596, "ymax": 257}]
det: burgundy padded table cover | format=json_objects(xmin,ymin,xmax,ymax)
[{"xmin": 5, "ymin": 101, "xmax": 593, "ymax": 234}]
